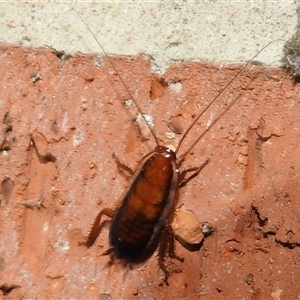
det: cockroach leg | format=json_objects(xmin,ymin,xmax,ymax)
[
  {"xmin": 112, "ymin": 152, "xmax": 134, "ymax": 176},
  {"xmin": 179, "ymin": 158, "xmax": 210, "ymax": 188},
  {"xmin": 158, "ymin": 221, "xmax": 183, "ymax": 285},
  {"xmin": 79, "ymin": 208, "xmax": 115, "ymax": 247},
  {"xmin": 102, "ymin": 247, "xmax": 115, "ymax": 257},
  {"xmin": 166, "ymin": 224, "xmax": 184, "ymax": 263},
  {"xmin": 158, "ymin": 230, "xmax": 171, "ymax": 285}
]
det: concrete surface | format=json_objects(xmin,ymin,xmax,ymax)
[{"xmin": 0, "ymin": 1, "xmax": 298, "ymax": 72}]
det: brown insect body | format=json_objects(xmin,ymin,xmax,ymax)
[
  {"xmin": 109, "ymin": 146, "xmax": 178, "ymax": 263},
  {"xmin": 83, "ymin": 142, "xmax": 206, "ymax": 284},
  {"xmin": 83, "ymin": 141, "xmax": 207, "ymax": 285}
]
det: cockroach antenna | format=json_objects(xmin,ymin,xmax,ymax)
[
  {"xmin": 176, "ymin": 38, "xmax": 285, "ymax": 165},
  {"xmin": 72, "ymin": 7, "xmax": 159, "ymax": 146}
]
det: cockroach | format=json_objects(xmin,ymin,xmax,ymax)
[{"xmin": 74, "ymin": 9, "xmax": 282, "ymax": 286}]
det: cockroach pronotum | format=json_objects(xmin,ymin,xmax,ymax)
[{"xmin": 74, "ymin": 9, "xmax": 282, "ymax": 286}]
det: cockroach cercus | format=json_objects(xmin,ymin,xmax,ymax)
[{"xmin": 74, "ymin": 8, "xmax": 282, "ymax": 286}]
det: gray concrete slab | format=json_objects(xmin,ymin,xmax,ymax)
[{"xmin": 0, "ymin": 1, "xmax": 298, "ymax": 72}]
